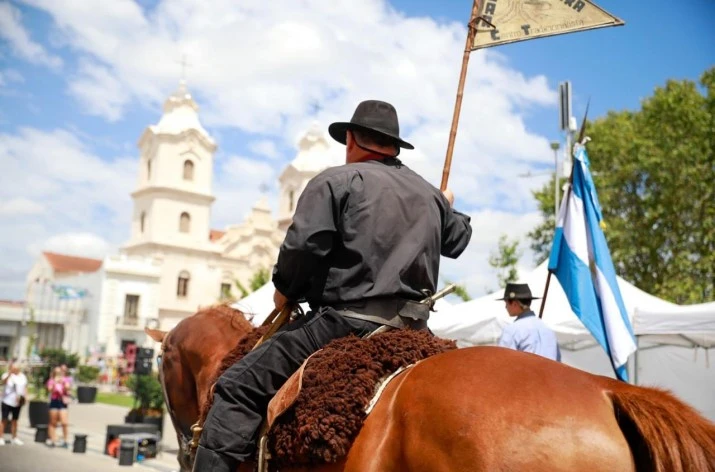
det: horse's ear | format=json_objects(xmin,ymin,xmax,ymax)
[{"xmin": 145, "ymin": 327, "xmax": 168, "ymax": 343}]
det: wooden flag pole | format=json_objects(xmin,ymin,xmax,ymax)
[
  {"xmin": 539, "ymin": 99, "xmax": 590, "ymax": 319},
  {"xmin": 440, "ymin": 0, "xmax": 482, "ymax": 192}
]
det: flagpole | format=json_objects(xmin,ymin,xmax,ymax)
[
  {"xmin": 440, "ymin": 0, "xmax": 481, "ymax": 191},
  {"xmin": 539, "ymin": 100, "xmax": 590, "ymax": 319}
]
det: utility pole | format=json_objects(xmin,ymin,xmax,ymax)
[{"xmin": 550, "ymin": 141, "xmax": 561, "ymax": 222}]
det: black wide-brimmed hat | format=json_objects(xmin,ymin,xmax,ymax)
[
  {"xmin": 496, "ymin": 283, "xmax": 541, "ymax": 301},
  {"xmin": 328, "ymin": 100, "xmax": 414, "ymax": 151}
]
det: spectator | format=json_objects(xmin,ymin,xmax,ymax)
[
  {"xmin": 497, "ymin": 283, "xmax": 561, "ymax": 362},
  {"xmin": 1, "ymin": 361, "xmax": 28, "ymax": 446},
  {"xmin": 46, "ymin": 367, "xmax": 71, "ymax": 448}
]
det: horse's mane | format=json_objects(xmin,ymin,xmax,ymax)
[{"xmin": 198, "ymin": 324, "xmax": 270, "ymax": 422}]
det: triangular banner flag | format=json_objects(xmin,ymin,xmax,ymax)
[{"xmin": 472, "ymin": 0, "xmax": 623, "ymax": 50}]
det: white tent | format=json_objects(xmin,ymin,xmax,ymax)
[
  {"xmin": 428, "ymin": 261, "xmax": 677, "ymax": 349},
  {"xmin": 430, "ymin": 263, "xmax": 715, "ymax": 420}
]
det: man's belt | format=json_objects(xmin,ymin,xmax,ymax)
[{"xmin": 331, "ymin": 286, "xmax": 456, "ymax": 329}]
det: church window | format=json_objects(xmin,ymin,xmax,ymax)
[
  {"xmin": 220, "ymin": 282, "xmax": 232, "ymax": 299},
  {"xmin": 177, "ymin": 271, "xmax": 190, "ymax": 297},
  {"xmin": 147, "ymin": 159, "xmax": 152, "ymax": 180},
  {"xmin": 140, "ymin": 212, "xmax": 146, "ymax": 233},
  {"xmin": 123, "ymin": 294, "xmax": 140, "ymax": 325},
  {"xmin": 183, "ymin": 160, "xmax": 194, "ymax": 180},
  {"xmin": 288, "ymin": 190, "xmax": 295, "ymax": 211},
  {"xmin": 180, "ymin": 212, "xmax": 191, "ymax": 233}
]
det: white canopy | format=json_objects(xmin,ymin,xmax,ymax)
[{"xmin": 428, "ymin": 261, "xmax": 680, "ymax": 349}]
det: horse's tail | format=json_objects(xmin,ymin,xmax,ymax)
[{"xmin": 609, "ymin": 384, "xmax": 715, "ymax": 472}]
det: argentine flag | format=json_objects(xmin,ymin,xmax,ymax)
[
  {"xmin": 52, "ymin": 285, "xmax": 88, "ymax": 300},
  {"xmin": 548, "ymin": 144, "xmax": 636, "ymax": 381}
]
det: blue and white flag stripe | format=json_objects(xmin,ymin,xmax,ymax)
[{"xmin": 549, "ymin": 145, "xmax": 636, "ymax": 381}]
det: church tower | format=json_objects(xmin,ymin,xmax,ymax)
[
  {"xmin": 124, "ymin": 80, "xmax": 217, "ymax": 253},
  {"xmin": 277, "ymin": 123, "xmax": 341, "ymax": 233}
]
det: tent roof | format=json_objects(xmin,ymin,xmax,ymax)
[{"xmin": 429, "ymin": 261, "xmax": 695, "ymax": 349}]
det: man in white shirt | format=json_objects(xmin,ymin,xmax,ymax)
[{"xmin": 1, "ymin": 361, "xmax": 28, "ymax": 445}]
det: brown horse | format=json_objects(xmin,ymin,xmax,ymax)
[{"xmin": 148, "ymin": 306, "xmax": 715, "ymax": 472}]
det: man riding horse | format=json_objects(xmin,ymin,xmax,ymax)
[{"xmin": 193, "ymin": 100, "xmax": 473, "ymax": 471}]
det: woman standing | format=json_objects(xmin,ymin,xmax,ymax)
[{"xmin": 46, "ymin": 367, "xmax": 71, "ymax": 447}]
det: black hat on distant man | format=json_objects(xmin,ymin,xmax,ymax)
[
  {"xmin": 328, "ymin": 100, "xmax": 414, "ymax": 152},
  {"xmin": 496, "ymin": 283, "xmax": 541, "ymax": 301}
]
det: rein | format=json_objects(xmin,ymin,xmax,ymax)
[
  {"xmin": 155, "ymin": 338, "xmax": 196, "ymax": 466},
  {"xmin": 183, "ymin": 303, "xmax": 297, "ymax": 464}
]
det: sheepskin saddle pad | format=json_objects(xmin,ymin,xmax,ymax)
[{"xmin": 263, "ymin": 329, "xmax": 456, "ymax": 467}]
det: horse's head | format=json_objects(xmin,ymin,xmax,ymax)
[{"xmin": 145, "ymin": 305, "xmax": 256, "ymax": 471}]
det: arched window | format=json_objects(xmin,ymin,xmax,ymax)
[
  {"xmin": 288, "ymin": 190, "xmax": 295, "ymax": 212},
  {"xmin": 179, "ymin": 212, "xmax": 191, "ymax": 233},
  {"xmin": 147, "ymin": 159, "xmax": 152, "ymax": 180},
  {"xmin": 177, "ymin": 271, "xmax": 190, "ymax": 297},
  {"xmin": 140, "ymin": 212, "xmax": 146, "ymax": 233},
  {"xmin": 183, "ymin": 160, "xmax": 194, "ymax": 181}
]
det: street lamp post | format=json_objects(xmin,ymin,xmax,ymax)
[{"xmin": 550, "ymin": 141, "xmax": 561, "ymax": 223}]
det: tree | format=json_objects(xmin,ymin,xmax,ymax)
[
  {"xmin": 444, "ymin": 281, "xmax": 472, "ymax": 302},
  {"xmin": 221, "ymin": 268, "xmax": 273, "ymax": 301},
  {"xmin": 528, "ymin": 67, "xmax": 715, "ymax": 304},
  {"xmin": 249, "ymin": 268, "xmax": 271, "ymax": 292},
  {"xmin": 488, "ymin": 234, "xmax": 522, "ymax": 288}
]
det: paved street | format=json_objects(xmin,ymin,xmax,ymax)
[{"xmin": 0, "ymin": 402, "xmax": 182, "ymax": 472}]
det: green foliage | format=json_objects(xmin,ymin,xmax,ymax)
[
  {"xmin": 30, "ymin": 348, "xmax": 80, "ymax": 400},
  {"xmin": 451, "ymin": 284, "xmax": 472, "ymax": 302},
  {"xmin": 528, "ymin": 67, "xmax": 715, "ymax": 303},
  {"xmin": 221, "ymin": 268, "xmax": 272, "ymax": 301},
  {"xmin": 249, "ymin": 268, "xmax": 271, "ymax": 292},
  {"xmin": 126, "ymin": 374, "xmax": 165, "ymax": 415},
  {"xmin": 77, "ymin": 365, "xmax": 100, "ymax": 384},
  {"xmin": 233, "ymin": 279, "xmax": 249, "ymax": 299},
  {"xmin": 444, "ymin": 281, "xmax": 471, "ymax": 302},
  {"xmin": 488, "ymin": 234, "xmax": 522, "ymax": 288}
]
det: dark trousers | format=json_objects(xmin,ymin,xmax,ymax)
[{"xmin": 193, "ymin": 308, "xmax": 383, "ymax": 471}]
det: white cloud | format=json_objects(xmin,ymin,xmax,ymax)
[
  {"xmin": 0, "ymin": 197, "xmax": 45, "ymax": 216},
  {"xmin": 248, "ymin": 140, "xmax": 281, "ymax": 160},
  {"xmin": 212, "ymin": 155, "xmax": 278, "ymax": 228},
  {"xmin": 0, "ymin": 68, "xmax": 24, "ymax": 86},
  {"xmin": 0, "ymin": 127, "xmax": 136, "ymax": 298},
  {"xmin": 67, "ymin": 61, "xmax": 131, "ymax": 122},
  {"xmin": 41, "ymin": 232, "xmax": 112, "ymax": 260},
  {"xmin": 2, "ymin": 0, "xmax": 560, "ymax": 299},
  {"xmin": 440, "ymin": 209, "xmax": 543, "ymax": 298},
  {"xmin": 0, "ymin": 2, "xmax": 62, "ymax": 69}
]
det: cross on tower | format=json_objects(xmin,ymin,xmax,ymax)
[
  {"xmin": 177, "ymin": 54, "xmax": 192, "ymax": 81},
  {"xmin": 259, "ymin": 182, "xmax": 270, "ymax": 194}
]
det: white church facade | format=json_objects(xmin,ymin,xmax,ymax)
[{"xmin": 22, "ymin": 81, "xmax": 341, "ymax": 358}]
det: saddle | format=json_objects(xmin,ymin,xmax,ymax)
[{"xmin": 257, "ymin": 329, "xmax": 456, "ymax": 469}]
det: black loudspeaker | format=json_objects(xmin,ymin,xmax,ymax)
[
  {"xmin": 136, "ymin": 347, "xmax": 154, "ymax": 359},
  {"xmin": 134, "ymin": 357, "xmax": 152, "ymax": 375}
]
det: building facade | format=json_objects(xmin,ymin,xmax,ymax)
[{"xmin": 13, "ymin": 81, "xmax": 340, "ymax": 359}]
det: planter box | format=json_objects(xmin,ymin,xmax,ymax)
[
  {"xmin": 28, "ymin": 400, "xmax": 50, "ymax": 428},
  {"xmin": 76, "ymin": 386, "xmax": 98, "ymax": 404},
  {"xmin": 141, "ymin": 415, "xmax": 164, "ymax": 439},
  {"xmin": 123, "ymin": 411, "xmax": 164, "ymax": 439}
]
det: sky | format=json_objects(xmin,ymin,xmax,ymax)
[{"xmin": 0, "ymin": 0, "xmax": 713, "ymax": 301}]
